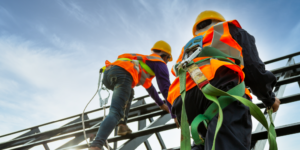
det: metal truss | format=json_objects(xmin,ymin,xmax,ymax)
[{"xmin": 1, "ymin": 51, "xmax": 300, "ymax": 150}]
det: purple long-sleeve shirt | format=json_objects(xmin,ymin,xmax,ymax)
[{"xmin": 145, "ymin": 61, "xmax": 176, "ymax": 118}]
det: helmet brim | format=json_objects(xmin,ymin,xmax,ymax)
[
  {"xmin": 151, "ymin": 48, "xmax": 173, "ymax": 62},
  {"xmin": 193, "ymin": 17, "xmax": 225, "ymax": 36}
]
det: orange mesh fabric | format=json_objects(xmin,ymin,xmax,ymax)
[
  {"xmin": 167, "ymin": 20, "xmax": 251, "ymax": 104},
  {"xmin": 109, "ymin": 53, "xmax": 165, "ymax": 88}
]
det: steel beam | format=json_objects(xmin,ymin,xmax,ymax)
[
  {"xmin": 137, "ymin": 100, "xmax": 152, "ymax": 150},
  {"xmin": 13, "ymin": 127, "xmax": 40, "ymax": 140},
  {"xmin": 55, "ymin": 134, "xmax": 85, "ymax": 150},
  {"xmin": 164, "ymin": 121, "xmax": 300, "ymax": 150},
  {"xmin": 2, "ymin": 52, "xmax": 300, "ymax": 150},
  {"xmin": 0, "ymin": 96, "xmax": 157, "ymax": 139},
  {"xmin": 149, "ymin": 117, "xmax": 167, "ymax": 149},
  {"xmin": 264, "ymin": 51, "xmax": 300, "ymax": 64},
  {"xmin": 256, "ymin": 93, "xmax": 300, "ymax": 108},
  {"xmin": 55, "ymin": 122, "xmax": 176, "ymax": 150},
  {"xmin": 0, "ymin": 103, "xmax": 162, "ymax": 149},
  {"xmin": 113, "ymin": 126, "xmax": 118, "ymax": 150},
  {"xmin": 252, "ymin": 121, "xmax": 300, "ymax": 141},
  {"xmin": 275, "ymin": 74, "xmax": 300, "ymax": 87},
  {"xmin": 57, "ymin": 99, "xmax": 146, "ymax": 150},
  {"xmin": 0, "ymin": 101, "xmax": 159, "ymax": 140},
  {"xmin": 139, "ymin": 115, "xmax": 152, "ymax": 150},
  {"xmin": 270, "ymin": 62, "xmax": 300, "ymax": 74},
  {"xmin": 59, "ymin": 119, "xmax": 300, "ymax": 150},
  {"xmin": 163, "ymin": 147, "xmax": 180, "ymax": 150},
  {"xmin": 117, "ymin": 114, "xmax": 171, "ymax": 150},
  {"xmin": 4, "ymin": 111, "xmax": 167, "ymax": 150},
  {"xmin": 252, "ymin": 58, "xmax": 295, "ymax": 150},
  {"xmin": 0, "ymin": 105, "xmax": 108, "ymax": 139}
]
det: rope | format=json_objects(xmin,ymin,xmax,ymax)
[{"xmin": 82, "ymin": 70, "xmax": 111, "ymax": 150}]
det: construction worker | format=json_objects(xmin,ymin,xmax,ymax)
[
  {"xmin": 89, "ymin": 40, "xmax": 176, "ymax": 150},
  {"xmin": 167, "ymin": 10, "xmax": 281, "ymax": 150}
]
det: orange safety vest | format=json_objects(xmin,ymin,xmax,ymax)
[
  {"xmin": 167, "ymin": 20, "xmax": 252, "ymax": 105},
  {"xmin": 106, "ymin": 53, "xmax": 166, "ymax": 88}
]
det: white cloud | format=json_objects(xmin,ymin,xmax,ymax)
[
  {"xmin": 0, "ymin": 35, "xmax": 105, "ymax": 133},
  {"xmin": 0, "ymin": 77, "xmax": 19, "ymax": 94},
  {"xmin": 57, "ymin": 1, "xmax": 100, "ymax": 28},
  {"xmin": 283, "ymin": 21, "xmax": 300, "ymax": 54},
  {"xmin": 1, "ymin": 1, "xmax": 300, "ymax": 149},
  {"xmin": 0, "ymin": 6, "xmax": 15, "ymax": 26}
]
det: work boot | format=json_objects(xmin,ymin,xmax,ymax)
[
  {"xmin": 159, "ymin": 104, "xmax": 170, "ymax": 113},
  {"xmin": 117, "ymin": 124, "xmax": 132, "ymax": 136},
  {"xmin": 89, "ymin": 147, "xmax": 102, "ymax": 150}
]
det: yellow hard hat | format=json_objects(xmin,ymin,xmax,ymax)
[
  {"xmin": 151, "ymin": 40, "xmax": 173, "ymax": 61},
  {"xmin": 192, "ymin": 10, "xmax": 225, "ymax": 36}
]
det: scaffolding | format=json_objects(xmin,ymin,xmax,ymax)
[{"xmin": 1, "ymin": 51, "xmax": 300, "ymax": 150}]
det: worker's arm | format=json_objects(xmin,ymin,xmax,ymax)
[
  {"xmin": 146, "ymin": 61, "xmax": 176, "ymax": 118},
  {"xmin": 145, "ymin": 84, "xmax": 164, "ymax": 106},
  {"xmin": 229, "ymin": 24, "xmax": 277, "ymax": 107}
]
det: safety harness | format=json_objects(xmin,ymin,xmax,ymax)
[
  {"xmin": 117, "ymin": 58, "xmax": 156, "ymax": 76},
  {"xmin": 177, "ymin": 40, "xmax": 277, "ymax": 150},
  {"xmin": 109, "ymin": 53, "xmax": 165, "ymax": 89},
  {"xmin": 81, "ymin": 55, "xmax": 161, "ymax": 149}
]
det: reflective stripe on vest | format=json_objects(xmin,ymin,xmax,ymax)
[
  {"xmin": 167, "ymin": 20, "xmax": 251, "ymax": 105},
  {"xmin": 210, "ymin": 21, "xmax": 244, "ymax": 68},
  {"xmin": 111, "ymin": 53, "xmax": 165, "ymax": 88},
  {"xmin": 117, "ymin": 58, "xmax": 155, "ymax": 87}
]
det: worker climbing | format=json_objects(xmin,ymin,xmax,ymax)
[
  {"xmin": 89, "ymin": 40, "xmax": 176, "ymax": 150},
  {"xmin": 167, "ymin": 10, "xmax": 281, "ymax": 150}
]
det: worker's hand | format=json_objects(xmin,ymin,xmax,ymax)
[
  {"xmin": 174, "ymin": 118, "xmax": 180, "ymax": 128},
  {"xmin": 159, "ymin": 104, "xmax": 170, "ymax": 113},
  {"xmin": 272, "ymin": 97, "xmax": 281, "ymax": 112}
]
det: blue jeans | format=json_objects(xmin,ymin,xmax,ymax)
[{"xmin": 90, "ymin": 66, "xmax": 134, "ymax": 149}]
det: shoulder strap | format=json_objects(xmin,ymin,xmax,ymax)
[
  {"xmin": 117, "ymin": 58, "xmax": 155, "ymax": 76},
  {"xmin": 138, "ymin": 60, "xmax": 155, "ymax": 76}
]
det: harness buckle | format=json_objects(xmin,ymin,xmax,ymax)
[{"xmin": 178, "ymin": 47, "xmax": 202, "ymax": 69}]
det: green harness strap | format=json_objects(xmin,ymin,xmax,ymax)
[
  {"xmin": 191, "ymin": 82, "xmax": 246, "ymax": 146},
  {"xmin": 179, "ymin": 70, "xmax": 278, "ymax": 150},
  {"xmin": 174, "ymin": 56, "xmax": 235, "ymax": 77},
  {"xmin": 117, "ymin": 58, "xmax": 155, "ymax": 76},
  {"xmin": 179, "ymin": 68, "xmax": 191, "ymax": 150},
  {"xmin": 197, "ymin": 46, "xmax": 242, "ymax": 66}
]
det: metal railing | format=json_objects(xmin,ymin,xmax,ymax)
[{"xmin": 1, "ymin": 51, "xmax": 300, "ymax": 150}]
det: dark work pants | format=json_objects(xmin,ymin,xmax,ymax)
[
  {"xmin": 172, "ymin": 66, "xmax": 252, "ymax": 150},
  {"xmin": 91, "ymin": 66, "xmax": 134, "ymax": 149}
]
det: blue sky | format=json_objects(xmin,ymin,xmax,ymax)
[{"xmin": 0, "ymin": 0, "xmax": 300, "ymax": 149}]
